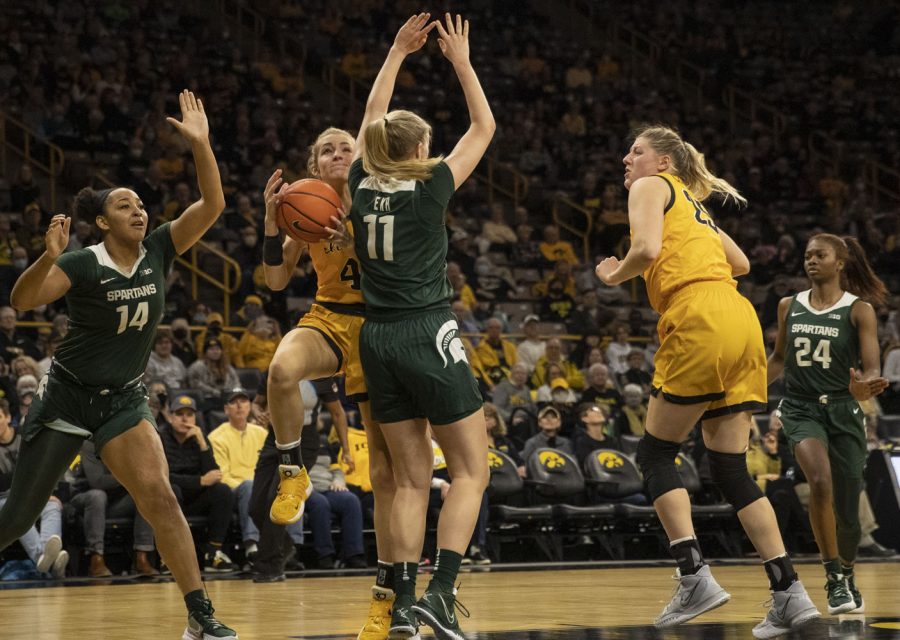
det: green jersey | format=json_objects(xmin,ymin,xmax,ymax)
[
  {"xmin": 53, "ymin": 223, "xmax": 176, "ymax": 388},
  {"xmin": 348, "ymin": 158, "xmax": 455, "ymax": 319},
  {"xmin": 783, "ymin": 289, "xmax": 859, "ymax": 398}
]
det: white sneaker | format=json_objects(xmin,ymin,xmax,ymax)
[
  {"xmin": 753, "ymin": 580, "xmax": 820, "ymax": 639},
  {"xmin": 654, "ymin": 565, "xmax": 731, "ymax": 627},
  {"xmin": 51, "ymin": 550, "xmax": 69, "ymax": 579},
  {"xmin": 36, "ymin": 535, "xmax": 62, "ymax": 573}
]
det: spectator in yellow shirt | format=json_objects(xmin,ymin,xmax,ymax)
[
  {"xmin": 208, "ymin": 388, "xmax": 269, "ymax": 560},
  {"xmin": 475, "ymin": 318, "xmax": 518, "ymax": 386},
  {"xmin": 237, "ymin": 316, "xmax": 281, "ymax": 372},
  {"xmin": 530, "ymin": 338, "xmax": 585, "ymax": 390},
  {"xmin": 539, "ymin": 224, "xmax": 579, "ymax": 265}
]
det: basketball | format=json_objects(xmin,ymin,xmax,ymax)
[{"xmin": 276, "ymin": 178, "xmax": 342, "ymax": 243}]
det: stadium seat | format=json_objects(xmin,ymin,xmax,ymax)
[{"xmin": 235, "ymin": 368, "xmax": 262, "ymax": 393}]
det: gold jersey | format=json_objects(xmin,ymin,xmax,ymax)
[
  {"xmin": 642, "ymin": 173, "xmax": 736, "ymax": 313},
  {"xmin": 307, "ymin": 222, "xmax": 364, "ymax": 306}
]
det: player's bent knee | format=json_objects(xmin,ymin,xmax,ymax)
[
  {"xmin": 707, "ymin": 450, "xmax": 763, "ymax": 511},
  {"xmin": 268, "ymin": 358, "xmax": 297, "ymax": 388},
  {"xmin": 635, "ymin": 433, "xmax": 684, "ymax": 501}
]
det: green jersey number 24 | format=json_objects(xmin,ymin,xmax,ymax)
[{"xmin": 794, "ymin": 337, "xmax": 832, "ymax": 369}]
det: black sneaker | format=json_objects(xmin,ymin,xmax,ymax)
[
  {"xmin": 390, "ymin": 594, "xmax": 419, "ymax": 638},
  {"xmin": 468, "ymin": 545, "xmax": 491, "ymax": 566},
  {"xmin": 317, "ymin": 555, "xmax": 336, "ymax": 569},
  {"xmin": 203, "ymin": 549, "xmax": 236, "ymax": 573},
  {"xmin": 183, "ymin": 598, "xmax": 238, "ymax": 639},
  {"xmin": 412, "ymin": 587, "xmax": 470, "ymax": 640},
  {"xmin": 344, "ymin": 554, "xmax": 368, "ymax": 569}
]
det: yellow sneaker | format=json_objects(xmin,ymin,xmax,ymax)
[
  {"xmin": 270, "ymin": 465, "xmax": 312, "ymax": 525},
  {"xmin": 357, "ymin": 586, "xmax": 394, "ymax": 640}
]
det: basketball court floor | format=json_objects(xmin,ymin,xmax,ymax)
[{"xmin": 1, "ymin": 561, "xmax": 898, "ymax": 638}]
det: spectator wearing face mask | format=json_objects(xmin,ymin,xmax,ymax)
[
  {"xmin": 194, "ymin": 312, "xmax": 242, "ymax": 366},
  {"xmin": 613, "ymin": 384, "xmax": 648, "ymax": 436},
  {"xmin": 169, "ymin": 317, "xmax": 197, "ymax": 366},
  {"xmin": 231, "ymin": 294, "xmax": 265, "ymax": 328}
]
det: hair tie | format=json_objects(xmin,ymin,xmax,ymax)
[{"xmin": 383, "ymin": 116, "xmax": 389, "ymax": 126}]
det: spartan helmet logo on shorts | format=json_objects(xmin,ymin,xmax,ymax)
[{"xmin": 435, "ymin": 319, "xmax": 468, "ymax": 368}]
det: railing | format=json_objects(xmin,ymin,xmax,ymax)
[
  {"xmin": 808, "ymin": 130, "xmax": 900, "ymax": 205},
  {"xmin": 0, "ymin": 111, "xmax": 65, "ymax": 211},
  {"xmin": 92, "ymin": 172, "xmax": 242, "ymax": 319},
  {"xmin": 552, "ymin": 196, "xmax": 593, "ymax": 263},
  {"xmin": 722, "ymin": 86, "xmax": 787, "ymax": 138}
]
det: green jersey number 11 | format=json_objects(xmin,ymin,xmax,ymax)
[{"xmin": 364, "ymin": 214, "xmax": 395, "ymax": 261}]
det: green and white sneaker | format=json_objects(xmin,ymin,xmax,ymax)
[
  {"xmin": 412, "ymin": 587, "xmax": 470, "ymax": 640},
  {"xmin": 825, "ymin": 573, "xmax": 856, "ymax": 615},
  {"xmin": 389, "ymin": 594, "xmax": 419, "ymax": 639},
  {"xmin": 182, "ymin": 599, "xmax": 238, "ymax": 640},
  {"xmin": 846, "ymin": 573, "xmax": 865, "ymax": 613}
]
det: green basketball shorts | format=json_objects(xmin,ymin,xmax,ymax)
[
  {"xmin": 360, "ymin": 307, "xmax": 483, "ymax": 425},
  {"xmin": 22, "ymin": 373, "xmax": 155, "ymax": 453},
  {"xmin": 778, "ymin": 396, "xmax": 867, "ymax": 478}
]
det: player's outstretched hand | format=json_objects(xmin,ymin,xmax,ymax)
[
  {"xmin": 44, "ymin": 214, "xmax": 70, "ymax": 258},
  {"xmin": 434, "ymin": 13, "xmax": 470, "ymax": 65},
  {"xmin": 166, "ymin": 90, "xmax": 209, "ymax": 143},
  {"xmin": 849, "ymin": 367, "xmax": 889, "ymax": 401},
  {"xmin": 392, "ymin": 12, "xmax": 435, "ymax": 56}
]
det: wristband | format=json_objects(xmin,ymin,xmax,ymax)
[{"xmin": 263, "ymin": 235, "xmax": 284, "ymax": 266}]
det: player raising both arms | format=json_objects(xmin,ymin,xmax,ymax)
[
  {"xmin": 595, "ymin": 124, "xmax": 819, "ymax": 639},
  {"xmin": 261, "ymin": 128, "xmax": 398, "ymax": 640},
  {"xmin": 768, "ymin": 234, "xmax": 888, "ymax": 615},
  {"xmin": 350, "ymin": 13, "xmax": 495, "ymax": 640},
  {"xmin": 0, "ymin": 91, "xmax": 237, "ymax": 640}
]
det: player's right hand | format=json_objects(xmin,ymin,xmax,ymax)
[
  {"xmin": 44, "ymin": 214, "xmax": 70, "ymax": 258},
  {"xmin": 849, "ymin": 367, "xmax": 889, "ymax": 401}
]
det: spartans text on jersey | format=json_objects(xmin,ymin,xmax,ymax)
[{"xmin": 106, "ymin": 284, "xmax": 158, "ymax": 302}]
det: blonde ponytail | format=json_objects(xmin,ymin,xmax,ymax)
[
  {"xmin": 633, "ymin": 124, "xmax": 747, "ymax": 207},
  {"xmin": 362, "ymin": 110, "xmax": 443, "ymax": 182}
]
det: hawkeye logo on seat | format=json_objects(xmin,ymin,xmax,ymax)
[
  {"xmin": 435, "ymin": 320, "xmax": 468, "ymax": 368},
  {"xmin": 597, "ymin": 451, "xmax": 624, "ymax": 469},
  {"xmin": 539, "ymin": 451, "xmax": 567, "ymax": 469},
  {"xmin": 488, "ymin": 452, "xmax": 504, "ymax": 469}
]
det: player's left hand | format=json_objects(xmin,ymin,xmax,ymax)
[
  {"xmin": 595, "ymin": 256, "xmax": 621, "ymax": 285},
  {"xmin": 325, "ymin": 206, "xmax": 352, "ymax": 245},
  {"xmin": 166, "ymin": 90, "xmax": 209, "ymax": 143},
  {"xmin": 849, "ymin": 367, "xmax": 889, "ymax": 401}
]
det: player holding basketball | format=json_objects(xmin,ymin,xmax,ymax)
[
  {"xmin": 768, "ymin": 234, "xmax": 888, "ymax": 615},
  {"xmin": 595, "ymin": 124, "xmax": 819, "ymax": 638},
  {"xmin": 349, "ymin": 13, "xmax": 494, "ymax": 640},
  {"xmin": 0, "ymin": 91, "xmax": 237, "ymax": 639},
  {"xmin": 262, "ymin": 128, "xmax": 398, "ymax": 639}
]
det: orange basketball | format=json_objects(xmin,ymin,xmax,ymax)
[{"xmin": 276, "ymin": 178, "xmax": 342, "ymax": 243}]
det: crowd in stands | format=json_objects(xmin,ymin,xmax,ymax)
[{"xmin": 1, "ymin": 1, "xmax": 900, "ymax": 577}]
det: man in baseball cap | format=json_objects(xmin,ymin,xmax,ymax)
[{"xmin": 516, "ymin": 314, "xmax": 546, "ymax": 373}]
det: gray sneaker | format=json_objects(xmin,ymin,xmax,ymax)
[
  {"xmin": 654, "ymin": 565, "xmax": 731, "ymax": 628},
  {"xmin": 752, "ymin": 580, "xmax": 820, "ymax": 639}
]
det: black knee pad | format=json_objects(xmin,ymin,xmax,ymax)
[
  {"xmin": 708, "ymin": 450, "xmax": 763, "ymax": 511},
  {"xmin": 635, "ymin": 433, "xmax": 684, "ymax": 501}
]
